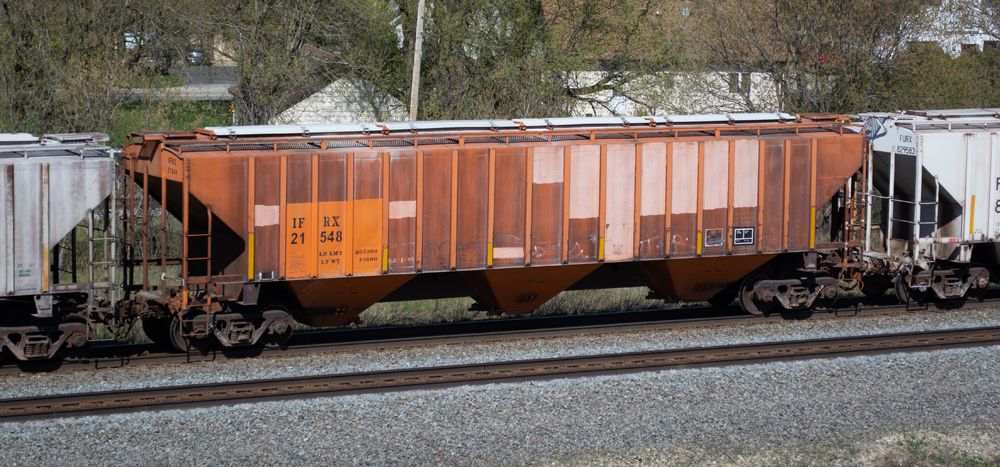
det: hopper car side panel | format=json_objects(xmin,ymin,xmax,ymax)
[
  {"xmin": 1, "ymin": 166, "xmax": 9, "ymax": 295},
  {"xmin": 457, "ymin": 149, "xmax": 489, "ymax": 269},
  {"xmin": 731, "ymin": 139, "xmax": 760, "ymax": 256},
  {"xmin": 492, "ymin": 148, "xmax": 527, "ymax": 268},
  {"xmin": 1, "ymin": 153, "xmax": 114, "ymax": 297},
  {"xmin": 638, "ymin": 142, "xmax": 667, "ymax": 259},
  {"xmin": 567, "ymin": 145, "xmax": 600, "ymax": 263},
  {"xmin": 12, "ymin": 163, "xmax": 44, "ymax": 295}
]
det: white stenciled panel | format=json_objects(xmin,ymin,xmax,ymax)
[
  {"xmin": 532, "ymin": 146, "xmax": 563, "ymax": 184},
  {"xmin": 703, "ymin": 140, "xmax": 729, "ymax": 210},
  {"xmin": 671, "ymin": 142, "xmax": 699, "ymax": 215},
  {"xmin": 990, "ymin": 133, "xmax": 1000, "ymax": 240},
  {"xmin": 389, "ymin": 200, "xmax": 416, "ymax": 219},
  {"xmin": 1, "ymin": 165, "xmax": 10, "ymax": 295},
  {"xmin": 491, "ymin": 247, "xmax": 524, "ymax": 259},
  {"xmin": 640, "ymin": 143, "xmax": 666, "ymax": 217},
  {"xmin": 604, "ymin": 144, "xmax": 635, "ymax": 261},
  {"xmin": 13, "ymin": 163, "xmax": 42, "ymax": 294},
  {"xmin": 569, "ymin": 145, "xmax": 600, "ymax": 220},
  {"xmin": 968, "ymin": 132, "xmax": 993, "ymax": 241},
  {"xmin": 733, "ymin": 139, "xmax": 759, "ymax": 208}
]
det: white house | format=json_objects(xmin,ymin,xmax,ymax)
[{"xmin": 272, "ymin": 77, "xmax": 407, "ymax": 125}]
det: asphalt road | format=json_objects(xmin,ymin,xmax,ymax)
[{"xmin": 169, "ymin": 65, "xmax": 236, "ymax": 85}]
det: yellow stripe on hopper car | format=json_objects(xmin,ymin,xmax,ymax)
[
  {"xmin": 810, "ymin": 206, "xmax": 816, "ymax": 249},
  {"xmin": 970, "ymin": 195, "xmax": 976, "ymax": 235},
  {"xmin": 248, "ymin": 233, "xmax": 255, "ymax": 280}
]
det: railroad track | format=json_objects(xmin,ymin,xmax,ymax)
[
  {"xmin": 0, "ymin": 292, "xmax": 993, "ymax": 376},
  {"xmin": 1, "ymin": 326, "xmax": 998, "ymax": 423}
]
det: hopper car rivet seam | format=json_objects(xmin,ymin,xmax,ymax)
[{"xmin": 2, "ymin": 109, "xmax": 999, "ymax": 361}]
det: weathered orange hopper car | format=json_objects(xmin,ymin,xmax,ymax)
[{"xmin": 121, "ymin": 113, "xmax": 863, "ymax": 351}]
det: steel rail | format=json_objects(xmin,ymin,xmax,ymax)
[
  {"xmin": 0, "ymin": 292, "xmax": 992, "ymax": 375},
  {"xmin": 1, "ymin": 326, "xmax": 998, "ymax": 423}
]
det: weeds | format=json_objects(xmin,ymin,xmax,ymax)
[
  {"xmin": 884, "ymin": 434, "xmax": 1000, "ymax": 467},
  {"xmin": 110, "ymin": 99, "xmax": 231, "ymax": 146},
  {"xmin": 354, "ymin": 287, "xmax": 671, "ymax": 328}
]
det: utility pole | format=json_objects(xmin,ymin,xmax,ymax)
[{"xmin": 409, "ymin": 0, "xmax": 426, "ymax": 121}]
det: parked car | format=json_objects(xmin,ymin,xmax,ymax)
[
  {"xmin": 184, "ymin": 45, "xmax": 210, "ymax": 65},
  {"xmin": 137, "ymin": 51, "xmax": 172, "ymax": 74}
]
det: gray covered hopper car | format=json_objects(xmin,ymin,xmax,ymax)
[{"xmin": 0, "ymin": 133, "xmax": 115, "ymax": 361}]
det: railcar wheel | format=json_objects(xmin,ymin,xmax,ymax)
[
  {"xmin": 810, "ymin": 272, "xmax": 838, "ymax": 310},
  {"xmin": 894, "ymin": 270, "xmax": 928, "ymax": 304},
  {"xmin": 56, "ymin": 315, "xmax": 93, "ymax": 361},
  {"xmin": 169, "ymin": 311, "xmax": 213, "ymax": 353},
  {"xmin": 142, "ymin": 317, "xmax": 172, "ymax": 346},
  {"xmin": 257, "ymin": 306, "xmax": 294, "ymax": 349},
  {"xmin": 739, "ymin": 275, "xmax": 773, "ymax": 316},
  {"xmin": 962, "ymin": 264, "xmax": 989, "ymax": 301}
]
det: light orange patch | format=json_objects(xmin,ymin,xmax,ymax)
[
  {"xmin": 352, "ymin": 198, "xmax": 383, "ymax": 276},
  {"xmin": 317, "ymin": 201, "xmax": 347, "ymax": 278},
  {"xmin": 285, "ymin": 203, "xmax": 312, "ymax": 279}
]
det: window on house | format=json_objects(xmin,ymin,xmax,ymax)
[
  {"xmin": 961, "ymin": 43, "xmax": 978, "ymax": 53},
  {"xmin": 681, "ymin": 7, "xmax": 691, "ymax": 15},
  {"xmin": 728, "ymin": 73, "xmax": 751, "ymax": 94}
]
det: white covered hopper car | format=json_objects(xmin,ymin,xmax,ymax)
[
  {"xmin": 861, "ymin": 109, "xmax": 1000, "ymax": 302},
  {"xmin": 0, "ymin": 133, "xmax": 115, "ymax": 361}
]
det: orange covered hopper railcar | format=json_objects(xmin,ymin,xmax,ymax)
[{"xmin": 121, "ymin": 113, "xmax": 863, "ymax": 349}]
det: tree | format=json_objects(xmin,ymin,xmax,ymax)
[
  {"xmin": 673, "ymin": 0, "xmax": 934, "ymax": 113},
  {"xmin": 309, "ymin": 0, "xmax": 676, "ymax": 121},
  {"xmin": 201, "ymin": 0, "xmax": 329, "ymax": 125},
  {"xmin": 0, "ymin": 0, "xmax": 214, "ymax": 135},
  {"xmin": 0, "ymin": 0, "xmax": 130, "ymax": 133},
  {"xmin": 947, "ymin": 0, "xmax": 1000, "ymax": 41}
]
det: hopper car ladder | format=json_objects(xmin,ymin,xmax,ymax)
[
  {"xmin": 84, "ymin": 199, "xmax": 118, "ymax": 341},
  {"xmin": 120, "ymin": 160, "xmax": 217, "ymax": 341},
  {"xmin": 180, "ymin": 204, "xmax": 213, "ymax": 340},
  {"xmin": 50, "ymin": 197, "xmax": 118, "ymax": 341}
]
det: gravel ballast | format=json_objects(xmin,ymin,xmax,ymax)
[
  {"xmin": 2, "ymin": 307, "xmax": 1000, "ymax": 399},
  {"xmin": 1, "ymin": 346, "xmax": 999, "ymax": 466}
]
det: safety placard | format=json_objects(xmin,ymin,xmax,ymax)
[{"xmin": 733, "ymin": 227, "xmax": 755, "ymax": 245}]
